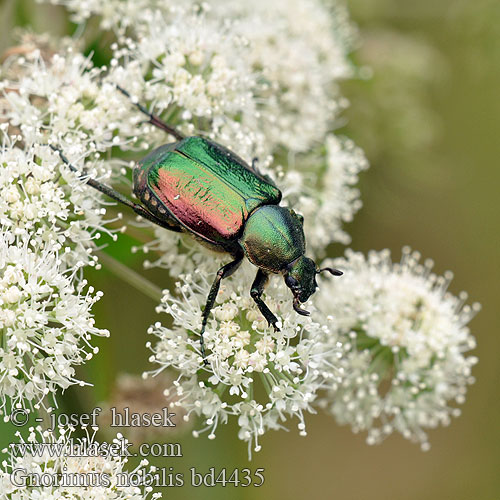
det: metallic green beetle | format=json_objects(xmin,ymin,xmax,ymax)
[{"xmin": 52, "ymin": 86, "xmax": 342, "ymax": 363}]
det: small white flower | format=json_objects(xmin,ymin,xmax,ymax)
[
  {"xmin": 255, "ymin": 336, "xmax": 275, "ymax": 354},
  {"xmin": 233, "ymin": 349, "xmax": 250, "ymax": 369},
  {"xmin": 316, "ymin": 248, "xmax": 479, "ymax": 450}
]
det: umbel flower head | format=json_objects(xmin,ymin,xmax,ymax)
[
  {"xmin": 207, "ymin": 0, "xmax": 356, "ymax": 154},
  {"xmin": 0, "ymin": 425, "xmax": 161, "ymax": 499},
  {"xmin": 146, "ymin": 261, "xmax": 342, "ymax": 458},
  {"xmin": 0, "ymin": 134, "xmax": 114, "ymax": 411},
  {"xmin": 0, "ymin": 231, "xmax": 108, "ymax": 413},
  {"xmin": 108, "ymin": 6, "xmax": 266, "ymax": 161},
  {"xmin": 316, "ymin": 248, "xmax": 479, "ymax": 450}
]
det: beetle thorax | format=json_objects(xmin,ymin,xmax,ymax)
[{"xmin": 239, "ymin": 205, "xmax": 306, "ymax": 273}]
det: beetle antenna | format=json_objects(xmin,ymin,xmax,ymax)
[
  {"xmin": 317, "ymin": 267, "xmax": 343, "ymax": 276},
  {"xmin": 293, "ymin": 297, "xmax": 310, "ymax": 316}
]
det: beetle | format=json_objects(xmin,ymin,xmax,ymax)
[{"xmin": 51, "ymin": 85, "xmax": 342, "ymax": 364}]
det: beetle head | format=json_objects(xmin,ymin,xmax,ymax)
[{"xmin": 285, "ymin": 257, "xmax": 343, "ymax": 316}]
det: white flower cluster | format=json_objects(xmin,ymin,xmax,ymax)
[
  {"xmin": 41, "ymin": 0, "xmax": 175, "ymax": 32},
  {"xmin": 0, "ymin": 426, "xmax": 161, "ymax": 499},
  {"xmin": 208, "ymin": 0, "xmax": 355, "ymax": 154},
  {"xmin": 0, "ymin": 231, "xmax": 108, "ymax": 413},
  {"xmin": 1, "ymin": 139, "xmax": 103, "ymax": 266},
  {"xmin": 1, "ymin": 45, "xmax": 140, "ymax": 153},
  {"xmin": 282, "ymin": 135, "xmax": 368, "ymax": 252},
  {"xmin": 315, "ymin": 248, "xmax": 479, "ymax": 450},
  {"xmin": 0, "ymin": 137, "xmax": 113, "ymax": 411},
  {"xmin": 146, "ymin": 262, "xmax": 342, "ymax": 457}
]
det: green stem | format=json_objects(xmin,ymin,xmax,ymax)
[
  {"xmin": 214, "ymin": 382, "xmax": 227, "ymax": 398},
  {"xmin": 98, "ymin": 252, "xmax": 163, "ymax": 303},
  {"xmin": 259, "ymin": 372, "xmax": 273, "ymax": 396}
]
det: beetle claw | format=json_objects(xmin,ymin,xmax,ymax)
[
  {"xmin": 293, "ymin": 298, "xmax": 311, "ymax": 316},
  {"xmin": 266, "ymin": 318, "xmax": 280, "ymax": 332}
]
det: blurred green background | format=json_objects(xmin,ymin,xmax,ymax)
[{"xmin": 0, "ymin": 0, "xmax": 498, "ymax": 498}]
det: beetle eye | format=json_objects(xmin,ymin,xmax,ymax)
[{"xmin": 285, "ymin": 275, "xmax": 299, "ymax": 291}]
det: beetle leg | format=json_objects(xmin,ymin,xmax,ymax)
[
  {"xmin": 199, "ymin": 250, "xmax": 244, "ymax": 365},
  {"xmin": 250, "ymin": 269, "xmax": 280, "ymax": 331},
  {"xmin": 115, "ymin": 85, "xmax": 185, "ymax": 141},
  {"xmin": 50, "ymin": 145, "xmax": 182, "ymax": 233}
]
